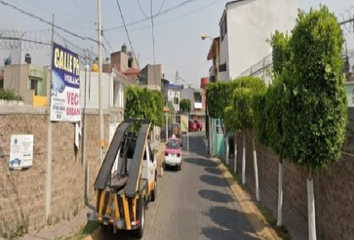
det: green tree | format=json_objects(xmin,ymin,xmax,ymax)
[
  {"xmin": 179, "ymin": 99, "xmax": 191, "ymax": 113},
  {"xmin": 233, "ymin": 76, "xmax": 266, "ymax": 201},
  {"xmin": 125, "ymin": 86, "xmax": 164, "ymax": 128},
  {"xmin": 206, "ymin": 81, "xmax": 237, "ymax": 163},
  {"xmin": 281, "ymin": 6, "xmax": 347, "ymax": 240},
  {"xmin": 263, "ymin": 28, "xmax": 292, "ymax": 227}
]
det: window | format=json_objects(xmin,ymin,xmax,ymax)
[
  {"xmin": 30, "ymin": 79, "xmax": 38, "ymax": 95},
  {"xmin": 128, "ymin": 58, "xmax": 133, "ymax": 68},
  {"xmin": 174, "ymin": 97, "xmax": 179, "ymax": 105},
  {"xmin": 0, "ymin": 79, "xmax": 3, "ymax": 89},
  {"xmin": 220, "ymin": 13, "xmax": 227, "ymax": 41}
]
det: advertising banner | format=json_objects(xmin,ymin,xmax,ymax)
[
  {"xmin": 180, "ymin": 115, "xmax": 188, "ymax": 132},
  {"xmin": 50, "ymin": 42, "xmax": 81, "ymax": 122},
  {"xmin": 9, "ymin": 135, "xmax": 34, "ymax": 170}
]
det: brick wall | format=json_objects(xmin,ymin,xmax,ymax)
[
  {"xmin": 0, "ymin": 107, "xmax": 110, "ymax": 237},
  {"xmin": 234, "ymin": 108, "xmax": 354, "ymax": 240}
]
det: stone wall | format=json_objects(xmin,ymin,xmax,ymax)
[
  {"xmin": 234, "ymin": 108, "xmax": 354, "ymax": 240},
  {"xmin": 0, "ymin": 106, "xmax": 110, "ymax": 237}
]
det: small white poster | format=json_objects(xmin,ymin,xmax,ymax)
[{"xmin": 9, "ymin": 135, "xmax": 34, "ymax": 169}]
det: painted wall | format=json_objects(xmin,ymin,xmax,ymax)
[{"xmin": 220, "ymin": 0, "xmax": 300, "ymax": 80}]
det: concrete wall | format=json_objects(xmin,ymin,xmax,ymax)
[
  {"xmin": 0, "ymin": 106, "xmax": 110, "ymax": 237},
  {"xmin": 220, "ymin": 0, "xmax": 300, "ymax": 80},
  {"xmin": 4, "ymin": 65, "xmax": 34, "ymax": 104},
  {"xmin": 140, "ymin": 64, "xmax": 162, "ymax": 90},
  {"xmin": 168, "ymin": 89, "xmax": 181, "ymax": 112},
  {"xmin": 233, "ymin": 108, "xmax": 354, "ymax": 240}
]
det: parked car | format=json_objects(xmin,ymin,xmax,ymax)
[
  {"xmin": 188, "ymin": 120, "xmax": 197, "ymax": 132},
  {"xmin": 194, "ymin": 120, "xmax": 203, "ymax": 131},
  {"xmin": 164, "ymin": 137, "xmax": 182, "ymax": 170}
]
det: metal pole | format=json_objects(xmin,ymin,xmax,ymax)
[
  {"xmin": 216, "ymin": 40, "xmax": 219, "ymax": 82},
  {"xmin": 45, "ymin": 13, "xmax": 54, "ymax": 222},
  {"xmin": 174, "ymin": 70, "xmax": 177, "ymax": 124},
  {"xmin": 97, "ymin": 0, "xmax": 104, "ymax": 162}
]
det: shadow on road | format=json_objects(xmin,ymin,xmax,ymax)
[
  {"xmin": 199, "ymin": 175, "xmax": 229, "ymax": 187},
  {"xmin": 184, "ymin": 158, "xmax": 215, "ymax": 167},
  {"xmin": 100, "ymin": 229, "xmax": 140, "ymax": 240},
  {"xmin": 198, "ymin": 189, "xmax": 235, "ymax": 204},
  {"xmin": 204, "ymin": 166, "xmax": 221, "ymax": 175},
  {"xmin": 202, "ymin": 206, "xmax": 260, "ymax": 240}
]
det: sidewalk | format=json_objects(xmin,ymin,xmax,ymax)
[
  {"xmin": 16, "ymin": 141, "xmax": 166, "ymax": 240},
  {"xmin": 18, "ymin": 200, "xmax": 96, "ymax": 240}
]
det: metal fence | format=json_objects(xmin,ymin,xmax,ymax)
[{"xmin": 238, "ymin": 11, "xmax": 354, "ymax": 82}]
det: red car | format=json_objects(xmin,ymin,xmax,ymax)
[
  {"xmin": 188, "ymin": 120, "xmax": 197, "ymax": 132},
  {"xmin": 194, "ymin": 120, "xmax": 203, "ymax": 131}
]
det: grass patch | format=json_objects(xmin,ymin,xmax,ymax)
[
  {"xmin": 57, "ymin": 222, "xmax": 100, "ymax": 240},
  {"xmin": 218, "ymin": 159, "xmax": 292, "ymax": 240}
]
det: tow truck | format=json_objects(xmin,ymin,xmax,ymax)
[{"xmin": 87, "ymin": 118, "xmax": 158, "ymax": 238}]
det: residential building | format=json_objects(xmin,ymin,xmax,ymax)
[
  {"xmin": 139, "ymin": 64, "xmax": 164, "ymax": 90},
  {"xmin": 180, "ymin": 86, "xmax": 206, "ymax": 126},
  {"xmin": 207, "ymin": 0, "xmax": 300, "ymax": 81},
  {"xmin": 102, "ymin": 44, "xmax": 140, "ymax": 84},
  {"xmin": 161, "ymin": 78, "xmax": 169, "ymax": 104},
  {"xmin": 2, "ymin": 63, "xmax": 49, "ymax": 106},
  {"xmin": 167, "ymin": 84, "xmax": 182, "ymax": 112}
]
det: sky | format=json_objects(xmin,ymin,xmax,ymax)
[{"xmin": 0, "ymin": 0, "xmax": 353, "ymax": 88}]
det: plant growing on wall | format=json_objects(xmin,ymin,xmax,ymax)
[
  {"xmin": 206, "ymin": 81, "xmax": 237, "ymax": 163},
  {"xmin": 233, "ymin": 76, "xmax": 266, "ymax": 201},
  {"xmin": 264, "ymin": 29, "xmax": 292, "ymax": 227},
  {"xmin": 179, "ymin": 99, "xmax": 191, "ymax": 113},
  {"xmin": 281, "ymin": 6, "xmax": 347, "ymax": 240}
]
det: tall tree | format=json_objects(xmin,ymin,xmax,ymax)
[
  {"xmin": 282, "ymin": 6, "xmax": 347, "ymax": 240},
  {"xmin": 233, "ymin": 76, "xmax": 266, "ymax": 201},
  {"xmin": 265, "ymin": 29, "xmax": 291, "ymax": 227},
  {"xmin": 206, "ymin": 81, "xmax": 237, "ymax": 163}
]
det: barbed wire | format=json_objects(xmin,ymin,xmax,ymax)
[{"xmin": 0, "ymin": 29, "xmax": 98, "ymax": 65}]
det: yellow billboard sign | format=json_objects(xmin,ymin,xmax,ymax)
[{"xmin": 180, "ymin": 115, "xmax": 188, "ymax": 132}]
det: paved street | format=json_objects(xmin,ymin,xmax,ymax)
[{"xmin": 100, "ymin": 132, "xmax": 259, "ymax": 240}]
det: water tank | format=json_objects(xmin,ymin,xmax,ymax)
[
  {"xmin": 25, "ymin": 53, "xmax": 31, "ymax": 64},
  {"xmin": 121, "ymin": 44, "xmax": 127, "ymax": 53}
]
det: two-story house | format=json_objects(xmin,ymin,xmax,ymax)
[{"xmin": 208, "ymin": 0, "xmax": 300, "ymax": 81}]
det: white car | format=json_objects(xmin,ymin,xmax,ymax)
[{"xmin": 164, "ymin": 138, "xmax": 182, "ymax": 170}]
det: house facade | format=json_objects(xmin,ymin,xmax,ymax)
[
  {"xmin": 139, "ymin": 64, "xmax": 164, "ymax": 90},
  {"xmin": 167, "ymin": 84, "xmax": 182, "ymax": 112},
  {"xmin": 209, "ymin": 0, "xmax": 300, "ymax": 81}
]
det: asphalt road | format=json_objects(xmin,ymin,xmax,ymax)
[{"xmin": 100, "ymin": 132, "xmax": 258, "ymax": 240}]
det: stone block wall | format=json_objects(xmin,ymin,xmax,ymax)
[
  {"xmin": 0, "ymin": 106, "xmax": 110, "ymax": 237},
  {"xmin": 233, "ymin": 109, "xmax": 354, "ymax": 240}
]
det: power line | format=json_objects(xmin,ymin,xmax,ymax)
[
  {"xmin": 72, "ymin": 0, "xmax": 96, "ymax": 24},
  {"xmin": 110, "ymin": 0, "xmax": 221, "ymax": 33},
  {"xmin": 115, "ymin": 0, "xmax": 140, "ymax": 70},
  {"xmin": 0, "ymin": 0, "xmax": 98, "ymax": 43},
  {"xmin": 138, "ymin": 0, "xmax": 166, "ymax": 18},
  {"xmin": 106, "ymin": 0, "xmax": 201, "ymax": 32}
]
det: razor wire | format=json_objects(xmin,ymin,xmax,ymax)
[{"xmin": 0, "ymin": 29, "xmax": 98, "ymax": 65}]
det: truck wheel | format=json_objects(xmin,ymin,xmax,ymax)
[
  {"xmin": 134, "ymin": 198, "xmax": 145, "ymax": 238},
  {"xmin": 151, "ymin": 175, "xmax": 157, "ymax": 202}
]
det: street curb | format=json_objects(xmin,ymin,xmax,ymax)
[{"xmin": 212, "ymin": 158, "xmax": 281, "ymax": 240}]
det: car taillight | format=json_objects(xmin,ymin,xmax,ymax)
[
  {"xmin": 177, "ymin": 153, "xmax": 180, "ymax": 157},
  {"xmin": 165, "ymin": 152, "xmax": 168, "ymax": 156}
]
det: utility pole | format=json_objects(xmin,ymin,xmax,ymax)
[
  {"xmin": 97, "ymin": 0, "xmax": 104, "ymax": 162},
  {"xmin": 174, "ymin": 70, "xmax": 178, "ymax": 124}
]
